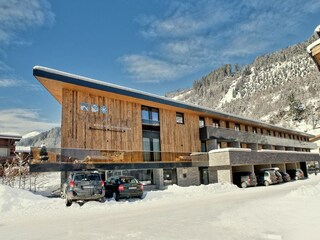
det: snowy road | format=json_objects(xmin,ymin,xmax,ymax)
[{"xmin": 1, "ymin": 175, "xmax": 320, "ymax": 240}]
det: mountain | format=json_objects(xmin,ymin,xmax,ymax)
[
  {"xmin": 16, "ymin": 127, "xmax": 61, "ymax": 148},
  {"xmin": 166, "ymin": 35, "xmax": 320, "ymax": 132},
  {"xmin": 22, "ymin": 131, "xmax": 41, "ymax": 139}
]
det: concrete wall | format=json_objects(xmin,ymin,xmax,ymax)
[
  {"xmin": 153, "ymin": 169, "xmax": 164, "ymax": 189},
  {"xmin": 208, "ymin": 166, "xmax": 232, "ymax": 184},
  {"xmin": 176, "ymin": 167, "xmax": 200, "ymax": 186}
]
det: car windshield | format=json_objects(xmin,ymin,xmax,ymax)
[
  {"xmin": 74, "ymin": 173, "xmax": 100, "ymax": 181},
  {"xmin": 120, "ymin": 177, "xmax": 133, "ymax": 183}
]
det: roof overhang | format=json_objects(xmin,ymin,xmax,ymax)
[{"xmin": 307, "ymin": 25, "xmax": 320, "ymax": 70}]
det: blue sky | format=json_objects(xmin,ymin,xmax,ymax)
[{"xmin": 1, "ymin": 0, "xmax": 320, "ymax": 135}]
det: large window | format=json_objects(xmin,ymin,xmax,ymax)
[
  {"xmin": 142, "ymin": 106, "xmax": 159, "ymax": 126},
  {"xmin": 176, "ymin": 112, "xmax": 184, "ymax": 124}
]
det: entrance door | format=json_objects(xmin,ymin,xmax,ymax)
[
  {"xmin": 200, "ymin": 168, "xmax": 209, "ymax": 185},
  {"xmin": 143, "ymin": 130, "xmax": 161, "ymax": 161}
]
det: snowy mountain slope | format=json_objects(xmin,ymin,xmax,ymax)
[
  {"xmin": 16, "ymin": 127, "xmax": 61, "ymax": 148},
  {"xmin": 167, "ymin": 36, "xmax": 320, "ymax": 131}
]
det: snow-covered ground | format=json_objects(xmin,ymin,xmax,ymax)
[{"xmin": 1, "ymin": 173, "xmax": 320, "ymax": 240}]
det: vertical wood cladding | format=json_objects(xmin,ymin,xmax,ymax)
[
  {"xmin": 159, "ymin": 109, "xmax": 201, "ymax": 153},
  {"xmin": 61, "ymin": 89, "xmax": 201, "ymax": 158},
  {"xmin": 61, "ymin": 89, "xmax": 142, "ymax": 152}
]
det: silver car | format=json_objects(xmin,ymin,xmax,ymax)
[{"xmin": 62, "ymin": 171, "xmax": 105, "ymax": 207}]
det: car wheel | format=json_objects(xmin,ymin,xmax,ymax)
[
  {"xmin": 241, "ymin": 182, "xmax": 248, "ymax": 188},
  {"xmin": 65, "ymin": 197, "xmax": 72, "ymax": 207},
  {"xmin": 99, "ymin": 197, "xmax": 105, "ymax": 203},
  {"xmin": 264, "ymin": 180, "xmax": 269, "ymax": 186},
  {"xmin": 60, "ymin": 191, "xmax": 65, "ymax": 199},
  {"xmin": 139, "ymin": 194, "xmax": 144, "ymax": 199},
  {"xmin": 114, "ymin": 192, "xmax": 120, "ymax": 202}
]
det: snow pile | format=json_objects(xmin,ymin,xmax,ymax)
[
  {"xmin": 0, "ymin": 184, "xmax": 50, "ymax": 214},
  {"xmin": 1, "ymin": 176, "xmax": 320, "ymax": 240}
]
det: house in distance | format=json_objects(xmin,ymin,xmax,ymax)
[{"xmin": 31, "ymin": 66, "xmax": 320, "ymax": 188}]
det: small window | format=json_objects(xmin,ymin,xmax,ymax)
[
  {"xmin": 253, "ymin": 127, "xmax": 257, "ymax": 134},
  {"xmin": 176, "ymin": 112, "xmax": 184, "ymax": 124},
  {"xmin": 235, "ymin": 123, "xmax": 240, "ymax": 131},
  {"xmin": 199, "ymin": 117, "xmax": 205, "ymax": 128},
  {"xmin": 212, "ymin": 119, "xmax": 220, "ymax": 128}
]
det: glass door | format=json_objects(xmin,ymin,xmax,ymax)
[{"xmin": 143, "ymin": 130, "xmax": 161, "ymax": 161}]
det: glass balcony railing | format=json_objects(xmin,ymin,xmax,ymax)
[
  {"xmin": 29, "ymin": 147, "xmax": 200, "ymax": 164},
  {"xmin": 142, "ymin": 119, "xmax": 160, "ymax": 126}
]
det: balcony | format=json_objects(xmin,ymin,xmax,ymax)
[
  {"xmin": 208, "ymin": 148, "xmax": 320, "ymax": 167},
  {"xmin": 142, "ymin": 119, "xmax": 160, "ymax": 126},
  {"xmin": 29, "ymin": 147, "xmax": 209, "ymax": 172},
  {"xmin": 200, "ymin": 126, "xmax": 317, "ymax": 149}
]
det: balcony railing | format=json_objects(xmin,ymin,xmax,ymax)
[
  {"xmin": 142, "ymin": 119, "xmax": 160, "ymax": 126},
  {"xmin": 30, "ymin": 147, "xmax": 201, "ymax": 164},
  {"xmin": 200, "ymin": 126, "xmax": 316, "ymax": 149}
]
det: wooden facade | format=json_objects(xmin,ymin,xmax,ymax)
[{"xmin": 32, "ymin": 66, "xmax": 315, "ymax": 166}]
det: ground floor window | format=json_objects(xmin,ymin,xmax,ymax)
[
  {"xmin": 163, "ymin": 168, "xmax": 177, "ymax": 186},
  {"xmin": 105, "ymin": 170, "xmax": 154, "ymax": 185}
]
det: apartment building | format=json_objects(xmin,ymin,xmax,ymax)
[{"xmin": 31, "ymin": 66, "xmax": 319, "ymax": 188}]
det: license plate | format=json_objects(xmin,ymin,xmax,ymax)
[
  {"xmin": 83, "ymin": 186, "xmax": 94, "ymax": 189},
  {"xmin": 129, "ymin": 187, "xmax": 137, "ymax": 190}
]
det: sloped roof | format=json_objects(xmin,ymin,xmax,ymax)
[{"xmin": 33, "ymin": 66, "xmax": 314, "ymax": 138}]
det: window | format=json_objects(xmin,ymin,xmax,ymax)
[
  {"xmin": 199, "ymin": 117, "xmax": 205, "ymax": 128},
  {"xmin": 142, "ymin": 106, "xmax": 159, "ymax": 126},
  {"xmin": 212, "ymin": 119, "xmax": 220, "ymax": 128},
  {"xmin": 253, "ymin": 127, "xmax": 257, "ymax": 134},
  {"xmin": 235, "ymin": 123, "xmax": 240, "ymax": 131},
  {"xmin": 176, "ymin": 112, "xmax": 184, "ymax": 124}
]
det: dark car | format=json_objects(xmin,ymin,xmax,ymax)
[
  {"xmin": 232, "ymin": 171, "xmax": 257, "ymax": 188},
  {"xmin": 62, "ymin": 171, "xmax": 105, "ymax": 207},
  {"xmin": 256, "ymin": 169, "xmax": 278, "ymax": 186},
  {"xmin": 105, "ymin": 176, "xmax": 144, "ymax": 201},
  {"xmin": 287, "ymin": 169, "xmax": 305, "ymax": 180},
  {"xmin": 275, "ymin": 170, "xmax": 283, "ymax": 183},
  {"xmin": 279, "ymin": 171, "xmax": 291, "ymax": 182}
]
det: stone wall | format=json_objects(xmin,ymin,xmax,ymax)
[{"xmin": 176, "ymin": 167, "xmax": 200, "ymax": 186}]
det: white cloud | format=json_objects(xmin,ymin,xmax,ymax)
[
  {"xmin": 0, "ymin": 77, "xmax": 42, "ymax": 91},
  {"xmin": 0, "ymin": 0, "xmax": 54, "ymax": 45},
  {"xmin": 0, "ymin": 79, "xmax": 19, "ymax": 87},
  {"xmin": 121, "ymin": 0, "xmax": 319, "ymax": 83},
  {"xmin": 0, "ymin": 108, "xmax": 59, "ymax": 135},
  {"xmin": 119, "ymin": 55, "xmax": 191, "ymax": 83}
]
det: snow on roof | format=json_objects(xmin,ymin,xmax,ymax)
[
  {"xmin": 33, "ymin": 66, "xmax": 314, "ymax": 137},
  {"xmin": 15, "ymin": 146, "xmax": 31, "ymax": 152},
  {"xmin": 315, "ymin": 24, "xmax": 320, "ymax": 36},
  {"xmin": 0, "ymin": 133, "xmax": 22, "ymax": 140},
  {"xmin": 307, "ymin": 38, "xmax": 320, "ymax": 53}
]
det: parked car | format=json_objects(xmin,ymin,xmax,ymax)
[
  {"xmin": 275, "ymin": 170, "xmax": 283, "ymax": 183},
  {"xmin": 256, "ymin": 169, "xmax": 278, "ymax": 186},
  {"xmin": 287, "ymin": 169, "xmax": 305, "ymax": 180},
  {"xmin": 232, "ymin": 171, "xmax": 257, "ymax": 188},
  {"xmin": 105, "ymin": 176, "xmax": 144, "ymax": 201},
  {"xmin": 62, "ymin": 171, "xmax": 105, "ymax": 207},
  {"xmin": 279, "ymin": 171, "xmax": 291, "ymax": 182}
]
